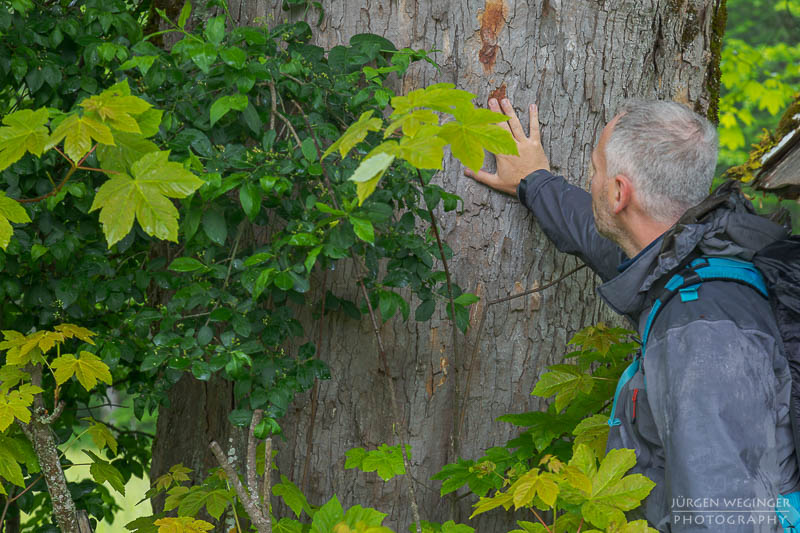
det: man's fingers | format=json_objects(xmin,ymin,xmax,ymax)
[
  {"xmin": 530, "ymin": 104, "xmax": 541, "ymax": 142},
  {"xmin": 500, "ymin": 99, "xmax": 526, "ymax": 141},
  {"xmin": 464, "ymin": 168, "xmax": 499, "ymax": 186},
  {"xmin": 488, "ymin": 99, "xmax": 512, "ymax": 134}
]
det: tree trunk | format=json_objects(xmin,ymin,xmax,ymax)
[{"xmin": 152, "ymin": 0, "xmax": 725, "ymax": 530}]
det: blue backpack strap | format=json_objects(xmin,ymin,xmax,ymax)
[{"xmin": 607, "ymin": 257, "xmax": 767, "ymax": 429}]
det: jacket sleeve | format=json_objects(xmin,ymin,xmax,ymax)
[
  {"xmin": 517, "ymin": 170, "xmax": 625, "ymax": 282},
  {"xmin": 643, "ymin": 317, "xmax": 788, "ymax": 531}
]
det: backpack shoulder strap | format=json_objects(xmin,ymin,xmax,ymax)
[{"xmin": 607, "ymin": 256, "xmax": 767, "ymax": 428}]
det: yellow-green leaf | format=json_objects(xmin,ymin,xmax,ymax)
[
  {"xmin": 573, "ymin": 414, "xmax": 610, "ymax": 460},
  {"xmin": 51, "ymin": 351, "xmax": 112, "ymax": 391},
  {"xmin": 384, "ymin": 109, "xmax": 438, "ymax": 138},
  {"xmin": 397, "ymin": 126, "xmax": 446, "ymax": 170},
  {"xmin": 348, "ymin": 152, "xmax": 395, "ymax": 206},
  {"xmin": 97, "ymin": 131, "xmax": 159, "ymax": 173},
  {"xmin": 48, "ymin": 114, "xmax": 115, "ymax": 162},
  {"xmin": 469, "ymin": 490, "xmax": 514, "ymax": 519},
  {"xmin": 88, "ymin": 421, "xmax": 118, "ymax": 455},
  {"xmin": 322, "ymin": 110, "xmax": 382, "ymax": 160},
  {"xmin": 89, "ymin": 150, "xmax": 203, "ymax": 246},
  {"xmin": 0, "ymin": 441, "xmax": 24, "ymax": 487},
  {"xmin": 80, "ymin": 81, "xmax": 152, "ymax": 133},
  {"xmin": 438, "ymin": 121, "xmax": 517, "ymax": 173},
  {"xmin": 0, "ymin": 108, "xmax": 50, "ymax": 172},
  {"xmin": 153, "ymin": 517, "xmax": 214, "ymax": 533},
  {"xmin": 54, "ymin": 323, "xmax": 97, "ymax": 344},
  {"xmin": 0, "ymin": 191, "xmax": 31, "ymax": 250},
  {"xmin": 87, "ymin": 450, "xmax": 125, "ymax": 495},
  {"xmin": 0, "ymin": 390, "xmax": 32, "ymax": 431},
  {"xmin": 0, "ymin": 330, "xmax": 43, "ymax": 366}
]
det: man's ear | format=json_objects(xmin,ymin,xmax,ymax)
[{"xmin": 612, "ymin": 174, "xmax": 633, "ymax": 214}]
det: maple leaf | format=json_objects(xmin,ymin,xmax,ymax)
[
  {"xmin": 89, "ymin": 150, "xmax": 204, "ymax": 246},
  {"xmin": 153, "ymin": 516, "xmax": 214, "ymax": 533},
  {"xmin": 51, "ymin": 351, "xmax": 112, "ymax": 391},
  {"xmin": 322, "ymin": 110, "xmax": 382, "ymax": 160},
  {"xmin": 47, "ymin": 114, "xmax": 115, "ymax": 162},
  {"xmin": 0, "ymin": 330, "xmax": 44, "ymax": 366},
  {"xmin": 80, "ymin": 80, "xmax": 152, "ymax": 133},
  {"xmin": 0, "ymin": 390, "xmax": 33, "ymax": 431},
  {"xmin": 88, "ymin": 420, "xmax": 118, "ymax": 455},
  {"xmin": 0, "ymin": 108, "xmax": 50, "ymax": 172},
  {"xmin": 53, "ymin": 323, "xmax": 96, "ymax": 344},
  {"xmin": 0, "ymin": 191, "xmax": 31, "ymax": 250}
]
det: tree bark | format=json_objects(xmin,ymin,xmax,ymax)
[{"xmin": 152, "ymin": 0, "xmax": 725, "ymax": 530}]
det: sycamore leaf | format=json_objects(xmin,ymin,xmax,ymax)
[
  {"xmin": 344, "ymin": 444, "xmax": 408, "ymax": 481},
  {"xmin": 47, "ymin": 114, "xmax": 115, "ymax": 162},
  {"xmin": 438, "ymin": 121, "xmax": 517, "ymax": 173},
  {"xmin": 0, "ymin": 330, "xmax": 44, "ymax": 366},
  {"xmin": 153, "ymin": 517, "xmax": 213, "ymax": 533},
  {"xmin": 390, "ymin": 83, "xmax": 475, "ymax": 116},
  {"xmin": 0, "ymin": 390, "xmax": 32, "ymax": 431},
  {"xmin": 469, "ymin": 489, "xmax": 514, "ymax": 518},
  {"xmin": 532, "ymin": 364, "xmax": 594, "ymax": 412},
  {"xmin": 0, "ymin": 108, "xmax": 50, "ymax": 172},
  {"xmin": 311, "ymin": 495, "xmax": 345, "ymax": 533},
  {"xmin": 573, "ymin": 414, "xmax": 610, "ymax": 460},
  {"xmin": 348, "ymin": 153, "xmax": 395, "ymax": 205},
  {"xmin": 88, "ymin": 420, "xmax": 118, "ymax": 455},
  {"xmin": 51, "ymin": 351, "xmax": 112, "ymax": 391},
  {"xmin": 569, "ymin": 444, "xmax": 598, "ymax": 478},
  {"xmin": 54, "ymin": 323, "xmax": 97, "ymax": 344},
  {"xmin": 89, "ymin": 150, "xmax": 203, "ymax": 246},
  {"xmin": 273, "ymin": 474, "xmax": 312, "ymax": 518},
  {"xmin": 97, "ymin": 130, "xmax": 159, "ymax": 173},
  {"xmin": 397, "ymin": 126, "xmax": 446, "ymax": 169},
  {"xmin": 322, "ymin": 110, "xmax": 382, "ymax": 160},
  {"xmin": 384, "ymin": 109, "xmax": 438, "ymax": 138},
  {"xmin": 164, "ymin": 485, "xmax": 190, "ymax": 511},
  {"xmin": 0, "ymin": 191, "xmax": 31, "ymax": 250},
  {"xmin": 0, "ymin": 442, "xmax": 24, "ymax": 487},
  {"xmin": 86, "ymin": 450, "xmax": 125, "ymax": 495},
  {"xmin": 0, "ymin": 366, "xmax": 29, "ymax": 393},
  {"xmin": 80, "ymin": 81, "xmax": 152, "ymax": 133}
]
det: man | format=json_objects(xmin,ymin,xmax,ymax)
[{"xmin": 465, "ymin": 98, "xmax": 800, "ymax": 531}]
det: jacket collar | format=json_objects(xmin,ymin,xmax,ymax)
[{"xmin": 596, "ymin": 181, "xmax": 789, "ymax": 318}]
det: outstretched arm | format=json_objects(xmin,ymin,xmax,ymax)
[{"xmin": 464, "ymin": 98, "xmax": 624, "ymax": 281}]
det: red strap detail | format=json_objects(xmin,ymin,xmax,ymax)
[{"xmin": 632, "ymin": 388, "xmax": 639, "ymax": 422}]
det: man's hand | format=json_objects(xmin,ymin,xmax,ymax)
[{"xmin": 464, "ymin": 98, "xmax": 550, "ymax": 196}]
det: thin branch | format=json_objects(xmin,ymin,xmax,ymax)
[
  {"xmin": 456, "ymin": 264, "xmax": 587, "ymax": 442},
  {"xmin": 247, "ymin": 410, "xmax": 263, "ymax": 498},
  {"xmin": 262, "ymin": 438, "xmax": 273, "ymax": 528},
  {"xmin": 274, "ymin": 110, "xmax": 302, "ymax": 151},
  {"xmin": 18, "ymin": 165, "xmax": 76, "ymax": 204},
  {"xmin": 268, "ymin": 81, "xmax": 277, "ymax": 132},
  {"xmin": 210, "ymin": 441, "xmax": 271, "ymax": 533}
]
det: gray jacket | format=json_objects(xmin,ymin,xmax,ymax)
[{"xmin": 517, "ymin": 170, "xmax": 800, "ymax": 532}]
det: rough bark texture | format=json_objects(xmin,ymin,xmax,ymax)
[{"xmin": 152, "ymin": 0, "xmax": 724, "ymax": 530}]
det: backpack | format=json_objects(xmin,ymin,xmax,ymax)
[{"xmin": 605, "ymin": 235, "xmax": 800, "ymax": 527}]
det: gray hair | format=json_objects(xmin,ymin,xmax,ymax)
[{"xmin": 604, "ymin": 100, "xmax": 718, "ymax": 223}]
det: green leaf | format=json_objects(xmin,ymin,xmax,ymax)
[
  {"xmin": 153, "ymin": 517, "xmax": 213, "ymax": 532},
  {"xmin": 301, "ymin": 137, "xmax": 317, "ymax": 162},
  {"xmin": 51, "ymin": 351, "xmax": 113, "ymax": 391},
  {"xmin": 191, "ymin": 43, "xmax": 218, "ymax": 73},
  {"xmin": 204, "ymin": 15, "xmax": 226, "ymax": 45},
  {"xmin": 80, "ymin": 82, "xmax": 152, "ymax": 133},
  {"xmin": 438, "ymin": 121, "xmax": 517, "ymax": 173},
  {"xmin": 322, "ymin": 110, "xmax": 382, "ymax": 160},
  {"xmin": 345, "ymin": 444, "xmax": 408, "ymax": 481},
  {"xmin": 0, "ymin": 440, "xmax": 24, "ymax": 487},
  {"xmin": 169, "ymin": 257, "xmax": 207, "ymax": 272},
  {"xmin": 201, "ymin": 209, "xmax": 227, "ymax": 245},
  {"xmin": 591, "ymin": 448, "xmax": 637, "ymax": 497},
  {"xmin": 573, "ymin": 414, "xmax": 610, "ymax": 460},
  {"xmin": 415, "ymin": 299, "xmax": 435, "ymax": 322},
  {"xmin": 531, "ymin": 364, "xmax": 594, "ymax": 412},
  {"xmin": 90, "ymin": 150, "xmax": 204, "ymax": 246},
  {"xmin": 86, "ymin": 450, "xmax": 126, "ymax": 495},
  {"xmin": 397, "ymin": 126, "xmax": 446, "ymax": 169},
  {"xmin": 210, "ymin": 94, "xmax": 248, "ymax": 127},
  {"xmin": 48, "ymin": 114, "xmax": 115, "ymax": 162},
  {"xmin": 204, "ymin": 489, "xmax": 229, "ymax": 520},
  {"xmin": 96, "ymin": 131, "xmax": 159, "ymax": 173},
  {"xmin": 350, "ymin": 217, "xmax": 374, "ymax": 244},
  {"xmin": 178, "ymin": 0, "xmax": 191, "ymax": 28},
  {"xmin": 348, "ymin": 153, "xmax": 395, "ymax": 205},
  {"xmin": 239, "ymin": 183, "xmax": 261, "ymax": 221},
  {"xmin": 273, "ymin": 475, "xmax": 312, "ymax": 518},
  {"xmin": 305, "ymin": 245, "xmax": 322, "ymax": 273},
  {"xmin": 311, "ymin": 495, "xmax": 344, "ymax": 533},
  {"xmin": 119, "ymin": 55, "xmax": 157, "ymax": 76},
  {"xmin": 0, "ymin": 191, "xmax": 31, "ymax": 250},
  {"xmin": 220, "ymin": 47, "xmax": 246, "ymax": 69},
  {"xmin": 88, "ymin": 420, "xmax": 118, "ymax": 455},
  {"xmin": 0, "ymin": 108, "xmax": 50, "ymax": 172},
  {"xmin": 453, "ymin": 293, "xmax": 479, "ymax": 306},
  {"xmin": 178, "ymin": 487, "xmax": 209, "ymax": 517}
]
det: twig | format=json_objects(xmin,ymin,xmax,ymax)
[
  {"xmin": 247, "ymin": 410, "xmax": 263, "ymax": 498},
  {"xmin": 268, "ymin": 81, "xmax": 277, "ymax": 132},
  {"xmin": 210, "ymin": 440, "xmax": 271, "ymax": 533},
  {"xmin": 531, "ymin": 508, "xmax": 553, "ymax": 533},
  {"xmin": 274, "ymin": 110, "xmax": 302, "ymax": 151},
  {"xmin": 294, "ymin": 100, "xmax": 423, "ymax": 533},
  {"xmin": 262, "ymin": 438, "xmax": 273, "ymax": 527},
  {"xmin": 456, "ymin": 264, "xmax": 587, "ymax": 443},
  {"xmin": 18, "ymin": 165, "xmax": 76, "ymax": 204}
]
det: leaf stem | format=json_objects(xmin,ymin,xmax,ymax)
[{"xmin": 530, "ymin": 508, "xmax": 553, "ymax": 533}]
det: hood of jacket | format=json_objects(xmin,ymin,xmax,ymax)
[{"xmin": 597, "ymin": 180, "xmax": 790, "ymax": 318}]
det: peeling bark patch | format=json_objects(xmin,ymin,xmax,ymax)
[
  {"xmin": 489, "ymin": 83, "xmax": 507, "ymax": 103},
  {"xmin": 477, "ymin": 0, "xmax": 508, "ymax": 73}
]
